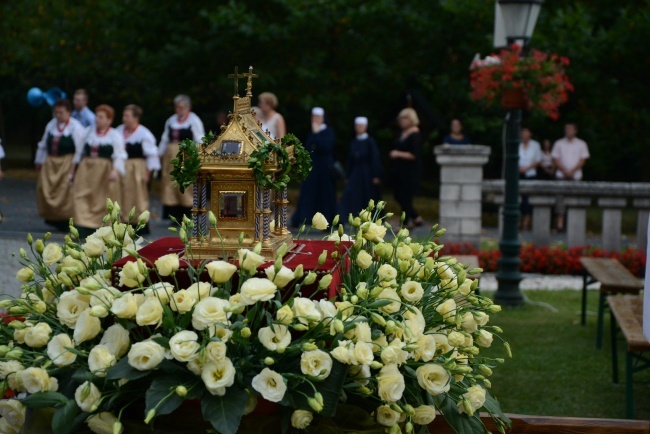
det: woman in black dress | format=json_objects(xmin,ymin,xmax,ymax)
[
  {"xmin": 390, "ymin": 108, "xmax": 424, "ymax": 228},
  {"xmin": 340, "ymin": 117, "xmax": 382, "ymax": 217}
]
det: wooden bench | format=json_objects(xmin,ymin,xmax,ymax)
[
  {"xmin": 608, "ymin": 295, "xmax": 650, "ymax": 419},
  {"xmin": 580, "ymin": 257, "xmax": 643, "ymax": 348},
  {"xmin": 428, "ymin": 413, "xmax": 650, "ymax": 433}
]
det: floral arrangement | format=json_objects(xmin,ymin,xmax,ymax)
[
  {"xmin": 470, "ymin": 45, "xmax": 573, "ymax": 120},
  {"xmin": 0, "ymin": 200, "xmax": 510, "ymax": 434},
  {"xmin": 443, "ymin": 242, "xmax": 646, "ymax": 277}
]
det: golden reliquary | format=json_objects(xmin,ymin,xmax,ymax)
[{"xmin": 185, "ymin": 66, "xmax": 295, "ymax": 259}]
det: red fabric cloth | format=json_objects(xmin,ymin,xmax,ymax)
[{"xmin": 112, "ymin": 238, "xmax": 351, "ymax": 297}]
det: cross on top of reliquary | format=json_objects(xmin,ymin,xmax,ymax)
[{"xmin": 227, "ymin": 66, "xmax": 259, "ymax": 98}]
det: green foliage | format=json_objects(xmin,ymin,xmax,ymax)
[
  {"xmin": 170, "ymin": 139, "xmax": 202, "ymax": 194},
  {"xmin": 200, "ymin": 386, "xmax": 249, "ymax": 434},
  {"xmin": 248, "ymin": 133, "xmax": 311, "ymax": 191},
  {"xmin": 22, "ymin": 391, "xmax": 69, "ymax": 409}
]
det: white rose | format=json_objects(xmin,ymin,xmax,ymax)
[
  {"xmin": 377, "ymin": 288, "xmax": 401, "ymax": 314},
  {"xmin": 276, "ymin": 305, "xmax": 294, "ymax": 325},
  {"xmin": 74, "ymin": 309, "xmax": 101, "ymax": 344},
  {"xmin": 110, "ymin": 293, "xmax": 138, "ymax": 319},
  {"xmin": 435, "ymin": 262, "xmax": 455, "ymax": 280},
  {"xmin": 377, "ymin": 264, "xmax": 397, "ymax": 281},
  {"xmin": 187, "ymin": 282, "xmax": 213, "ymax": 302},
  {"xmin": 264, "ymin": 266, "xmax": 295, "ymax": 288},
  {"xmin": 461, "ymin": 312, "xmax": 478, "ymax": 333},
  {"xmin": 47, "ymin": 334, "xmax": 77, "ymax": 366},
  {"xmin": 362, "ymin": 222, "xmax": 387, "ymax": 243},
  {"xmin": 187, "ymin": 358, "xmax": 205, "ymax": 376},
  {"xmin": 292, "ymin": 298, "xmax": 321, "ymax": 326},
  {"xmin": 100, "ymin": 324, "xmax": 131, "ymax": 358},
  {"xmin": 90, "ymin": 287, "xmax": 121, "ymax": 308},
  {"xmin": 155, "ymin": 253, "xmax": 180, "ymax": 276},
  {"xmin": 355, "ymin": 250, "xmax": 373, "ymax": 269},
  {"xmin": 128, "ymin": 341, "xmax": 165, "ymax": 371},
  {"xmin": 476, "ymin": 330, "xmax": 493, "ymax": 348},
  {"xmin": 375, "ymin": 405, "xmax": 400, "ymax": 427},
  {"xmin": 88, "ymin": 345, "xmax": 116, "ymax": 377},
  {"xmin": 170, "ymin": 289, "xmax": 195, "ymax": 313},
  {"xmin": 238, "ymin": 249, "xmax": 265, "ymax": 274},
  {"xmin": 377, "ymin": 363, "xmax": 405, "ymax": 403},
  {"xmin": 206, "ymin": 261, "xmax": 237, "ymax": 283},
  {"xmin": 19, "ymin": 367, "xmax": 57, "ymax": 393},
  {"xmin": 57, "ymin": 291, "xmax": 90, "ymax": 328},
  {"xmin": 251, "ymin": 368, "xmax": 287, "ymax": 402},
  {"xmin": 447, "ymin": 331, "xmax": 466, "ymax": 348},
  {"xmin": 335, "ymin": 301, "xmax": 355, "ymax": 319},
  {"xmin": 82, "ymin": 237, "xmax": 105, "ymax": 258},
  {"xmin": 240, "ymin": 278, "xmax": 277, "ymax": 305},
  {"xmin": 315, "ymin": 300, "xmax": 337, "ymax": 324},
  {"xmin": 458, "ymin": 385, "xmax": 486, "ymax": 415},
  {"xmin": 400, "ymin": 281, "xmax": 423, "ymax": 303},
  {"xmin": 75, "ymin": 381, "xmax": 101, "ymax": 412},
  {"xmin": 291, "ymin": 410, "xmax": 313, "ymax": 429},
  {"xmin": 432, "ymin": 334, "xmax": 452, "ymax": 355},
  {"xmin": 192, "ymin": 297, "xmax": 231, "ymax": 330},
  {"xmin": 136, "ymin": 297, "xmax": 164, "ymax": 327},
  {"xmin": 474, "ymin": 311, "xmax": 490, "ymax": 326},
  {"xmin": 205, "ymin": 341, "xmax": 227, "ymax": 363},
  {"xmin": 354, "ymin": 322, "xmax": 372, "ymax": 343},
  {"xmin": 353, "ymin": 342, "xmax": 374, "ymax": 365},
  {"xmin": 209, "ymin": 324, "xmax": 233, "ymax": 342},
  {"xmin": 144, "ymin": 282, "xmax": 174, "ymax": 305},
  {"xmin": 15, "ymin": 267, "xmax": 34, "ymax": 283},
  {"xmin": 87, "ymin": 412, "xmax": 122, "ymax": 434},
  {"xmin": 0, "ymin": 399, "xmax": 25, "ymax": 431},
  {"xmin": 169, "ymin": 331, "xmax": 200, "ymax": 362},
  {"xmin": 380, "ymin": 339, "xmax": 408, "ymax": 366},
  {"xmin": 24, "ymin": 322, "xmax": 52, "ymax": 348},
  {"xmin": 201, "ymin": 358, "xmax": 236, "ymax": 396},
  {"xmin": 327, "ymin": 233, "xmax": 351, "ymax": 242},
  {"xmin": 42, "ymin": 243, "xmax": 63, "ymax": 265},
  {"xmin": 412, "ymin": 405, "xmax": 436, "ymax": 425},
  {"xmin": 416, "ymin": 363, "xmax": 450, "ymax": 396},
  {"xmin": 300, "ymin": 350, "xmax": 332, "ymax": 378},
  {"xmin": 13, "ymin": 328, "xmax": 27, "ymax": 345},
  {"xmin": 396, "ymin": 245, "xmax": 413, "ymax": 261},
  {"xmin": 258, "ymin": 325, "xmax": 291, "ymax": 352},
  {"xmin": 119, "ymin": 259, "xmax": 147, "ymax": 288},
  {"xmin": 436, "ymin": 299, "xmax": 457, "ymax": 323},
  {"xmin": 413, "ymin": 335, "xmax": 437, "ymax": 362},
  {"xmin": 457, "ymin": 279, "xmax": 473, "ymax": 296},
  {"xmin": 311, "ymin": 212, "xmax": 328, "ymax": 230}
]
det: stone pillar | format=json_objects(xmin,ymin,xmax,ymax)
[
  {"xmin": 529, "ymin": 196, "xmax": 556, "ymax": 246},
  {"xmin": 633, "ymin": 199, "xmax": 650, "ymax": 253},
  {"xmin": 434, "ymin": 145, "xmax": 491, "ymax": 248},
  {"xmin": 598, "ymin": 197, "xmax": 626, "ymax": 252},
  {"xmin": 565, "ymin": 197, "xmax": 591, "ymax": 248}
]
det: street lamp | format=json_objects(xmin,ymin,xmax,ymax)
[{"xmin": 493, "ymin": 0, "xmax": 543, "ymax": 307}]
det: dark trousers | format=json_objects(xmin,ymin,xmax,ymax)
[
  {"xmin": 520, "ymin": 173, "xmax": 536, "ymax": 216},
  {"xmin": 393, "ymin": 182, "xmax": 419, "ymax": 222}
]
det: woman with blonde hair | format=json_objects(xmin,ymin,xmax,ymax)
[
  {"xmin": 72, "ymin": 104, "xmax": 126, "ymax": 235},
  {"xmin": 117, "ymin": 104, "xmax": 160, "ymax": 233},
  {"xmin": 390, "ymin": 108, "xmax": 424, "ymax": 228},
  {"xmin": 258, "ymin": 92, "xmax": 286, "ymax": 139}
]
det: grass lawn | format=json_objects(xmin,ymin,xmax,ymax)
[{"xmin": 484, "ymin": 289, "xmax": 650, "ymax": 421}]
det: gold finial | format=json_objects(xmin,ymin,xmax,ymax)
[
  {"xmin": 227, "ymin": 66, "xmax": 246, "ymax": 98},
  {"xmin": 243, "ymin": 65, "xmax": 259, "ymax": 97}
]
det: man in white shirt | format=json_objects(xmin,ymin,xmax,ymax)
[
  {"xmin": 551, "ymin": 123, "xmax": 590, "ymax": 231},
  {"xmin": 519, "ymin": 127, "xmax": 542, "ymax": 231},
  {"xmin": 71, "ymin": 89, "xmax": 96, "ymax": 128}
]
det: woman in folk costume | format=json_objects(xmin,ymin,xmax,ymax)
[
  {"xmin": 291, "ymin": 107, "xmax": 337, "ymax": 227},
  {"xmin": 158, "ymin": 94, "xmax": 205, "ymax": 222},
  {"xmin": 117, "ymin": 104, "xmax": 160, "ymax": 234},
  {"xmin": 72, "ymin": 104, "xmax": 126, "ymax": 236},
  {"xmin": 34, "ymin": 99, "xmax": 86, "ymax": 229},
  {"xmin": 340, "ymin": 117, "xmax": 382, "ymax": 217}
]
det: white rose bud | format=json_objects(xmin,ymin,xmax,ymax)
[
  {"xmin": 170, "ymin": 289, "xmax": 195, "ymax": 314},
  {"xmin": 355, "ymin": 250, "xmax": 373, "ymax": 269},
  {"xmin": 24, "ymin": 322, "xmax": 52, "ymax": 348},
  {"xmin": 169, "ymin": 331, "xmax": 200, "ymax": 362},
  {"xmin": 88, "ymin": 345, "xmax": 116, "ymax": 377},
  {"xmin": 128, "ymin": 341, "xmax": 165, "ymax": 371},
  {"xmin": 87, "ymin": 412, "xmax": 122, "ymax": 434},
  {"xmin": 311, "ymin": 212, "xmax": 328, "ymax": 230},
  {"xmin": 75, "ymin": 381, "xmax": 102, "ymax": 413},
  {"xmin": 42, "ymin": 243, "xmax": 63, "ymax": 265},
  {"xmin": 15, "ymin": 267, "xmax": 34, "ymax": 283},
  {"xmin": 238, "ymin": 249, "xmax": 265, "ymax": 274},
  {"xmin": 291, "ymin": 410, "xmax": 314, "ymax": 429},
  {"xmin": 412, "ymin": 405, "xmax": 437, "ymax": 425},
  {"xmin": 206, "ymin": 261, "xmax": 238, "ymax": 283},
  {"xmin": 82, "ymin": 237, "xmax": 106, "ymax": 258},
  {"xmin": 376, "ymin": 405, "xmax": 400, "ymax": 427},
  {"xmin": 264, "ymin": 265, "xmax": 295, "ymax": 288},
  {"xmin": 155, "ymin": 253, "xmax": 180, "ymax": 277},
  {"xmin": 137, "ymin": 210, "xmax": 150, "ymax": 225}
]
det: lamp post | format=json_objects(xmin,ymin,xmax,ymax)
[{"xmin": 493, "ymin": 0, "xmax": 543, "ymax": 307}]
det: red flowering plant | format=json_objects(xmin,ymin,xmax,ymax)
[{"xmin": 470, "ymin": 45, "xmax": 573, "ymax": 120}]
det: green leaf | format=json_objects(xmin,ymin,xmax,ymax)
[
  {"xmin": 52, "ymin": 400, "xmax": 80, "ymax": 434},
  {"xmin": 482, "ymin": 389, "xmax": 511, "ymax": 426},
  {"xmin": 201, "ymin": 387, "xmax": 249, "ymax": 434},
  {"xmin": 106, "ymin": 356, "xmax": 152, "ymax": 381},
  {"xmin": 152, "ymin": 336, "xmax": 171, "ymax": 349},
  {"xmin": 145, "ymin": 376, "xmax": 203, "ymax": 418},
  {"xmin": 22, "ymin": 391, "xmax": 69, "ymax": 409},
  {"xmin": 365, "ymin": 299, "xmax": 394, "ymax": 308},
  {"xmin": 434, "ymin": 393, "xmax": 485, "ymax": 434},
  {"xmin": 71, "ymin": 368, "xmax": 93, "ymax": 383}
]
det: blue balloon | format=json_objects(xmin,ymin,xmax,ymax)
[
  {"xmin": 44, "ymin": 88, "xmax": 66, "ymax": 106},
  {"xmin": 27, "ymin": 87, "xmax": 44, "ymax": 107}
]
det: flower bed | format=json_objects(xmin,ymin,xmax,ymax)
[{"xmin": 441, "ymin": 243, "xmax": 646, "ymax": 277}]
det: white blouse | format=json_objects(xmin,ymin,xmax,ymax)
[
  {"xmin": 519, "ymin": 140, "xmax": 542, "ymax": 177},
  {"xmin": 116, "ymin": 124, "xmax": 161, "ymax": 171},
  {"xmin": 34, "ymin": 117, "xmax": 86, "ymax": 165},
  {"xmin": 158, "ymin": 112, "xmax": 205, "ymax": 157},
  {"xmin": 75, "ymin": 127, "xmax": 127, "ymax": 175}
]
